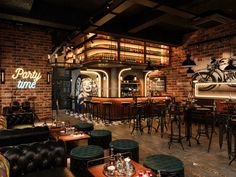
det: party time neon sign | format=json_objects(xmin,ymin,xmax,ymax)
[{"xmin": 12, "ymin": 68, "xmax": 42, "ymax": 89}]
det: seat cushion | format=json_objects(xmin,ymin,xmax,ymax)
[
  {"xmin": 70, "ymin": 145, "xmax": 104, "ymax": 160},
  {"xmin": 0, "ymin": 153, "xmax": 10, "ymax": 177},
  {"xmin": 88, "ymin": 130, "xmax": 112, "ymax": 149},
  {"xmin": 74, "ymin": 123, "xmax": 94, "ymax": 132},
  {"xmin": 143, "ymin": 154, "xmax": 184, "ymax": 173}
]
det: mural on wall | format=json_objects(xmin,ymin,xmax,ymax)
[
  {"xmin": 75, "ymin": 74, "xmax": 98, "ymax": 113},
  {"xmin": 192, "ymin": 58, "xmax": 236, "ymax": 91},
  {"xmin": 192, "ymin": 58, "xmax": 236, "ymax": 99}
]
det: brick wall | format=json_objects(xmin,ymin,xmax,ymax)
[
  {"xmin": 0, "ymin": 20, "xmax": 52, "ymax": 119},
  {"xmin": 165, "ymin": 21, "xmax": 236, "ymax": 102}
]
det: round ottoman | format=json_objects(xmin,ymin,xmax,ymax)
[
  {"xmin": 88, "ymin": 130, "xmax": 112, "ymax": 149},
  {"xmin": 143, "ymin": 154, "xmax": 184, "ymax": 177},
  {"xmin": 109, "ymin": 139, "xmax": 139, "ymax": 162},
  {"xmin": 70, "ymin": 145, "xmax": 104, "ymax": 177},
  {"xmin": 74, "ymin": 122, "xmax": 94, "ymax": 133}
]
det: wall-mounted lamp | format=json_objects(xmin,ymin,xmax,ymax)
[
  {"xmin": 224, "ymin": 59, "xmax": 236, "ymax": 71},
  {"xmin": 182, "ymin": 54, "xmax": 196, "ymax": 67},
  {"xmin": 103, "ymin": 75, "xmax": 106, "ymax": 80},
  {"xmin": 1, "ymin": 69, "xmax": 5, "ymax": 84},
  {"xmin": 47, "ymin": 72, "xmax": 51, "ymax": 84},
  {"xmin": 133, "ymin": 75, "xmax": 137, "ymax": 81}
]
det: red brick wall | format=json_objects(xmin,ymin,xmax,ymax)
[
  {"xmin": 165, "ymin": 21, "xmax": 236, "ymax": 102},
  {"xmin": 0, "ymin": 21, "xmax": 52, "ymax": 119}
]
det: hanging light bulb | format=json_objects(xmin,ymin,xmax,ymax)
[
  {"xmin": 47, "ymin": 54, "xmax": 51, "ymax": 64},
  {"xmin": 55, "ymin": 54, "xmax": 58, "ymax": 63},
  {"xmin": 73, "ymin": 54, "xmax": 76, "ymax": 64}
]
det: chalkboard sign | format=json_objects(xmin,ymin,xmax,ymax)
[{"xmin": 148, "ymin": 75, "xmax": 166, "ymax": 96}]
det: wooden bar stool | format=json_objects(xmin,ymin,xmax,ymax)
[
  {"xmin": 102, "ymin": 102, "xmax": 113, "ymax": 125},
  {"xmin": 120, "ymin": 102, "xmax": 131, "ymax": 123},
  {"xmin": 91, "ymin": 101, "xmax": 100, "ymax": 121}
]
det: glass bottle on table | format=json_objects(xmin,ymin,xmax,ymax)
[
  {"xmin": 116, "ymin": 153, "xmax": 124, "ymax": 175},
  {"xmin": 109, "ymin": 145, "xmax": 116, "ymax": 166},
  {"xmin": 107, "ymin": 145, "xmax": 116, "ymax": 176}
]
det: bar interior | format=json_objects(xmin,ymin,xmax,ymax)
[{"xmin": 0, "ymin": 1, "xmax": 236, "ymax": 177}]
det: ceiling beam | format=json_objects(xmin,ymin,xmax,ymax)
[
  {"xmin": 128, "ymin": 0, "xmax": 158, "ymax": 8},
  {"xmin": 0, "ymin": 12, "xmax": 76, "ymax": 30},
  {"xmin": 112, "ymin": 0, "xmax": 134, "ymax": 13},
  {"xmin": 156, "ymin": 5, "xmax": 195, "ymax": 19},
  {"xmin": 94, "ymin": 13, "xmax": 116, "ymax": 26},
  {"xmin": 128, "ymin": 14, "xmax": 169, "ymax": 33},
  {"xmin": 71, "ymin": 0, "xmax": 135, "ymax": 44}
]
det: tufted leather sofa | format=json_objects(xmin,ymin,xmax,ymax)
[
  {"xmin": 5, "ymin": 112, "xmax": 35, "ymax": 129},
  {"xmin": 2, "ymin": 106, "xmax": 35, "ymax": 129},
  {"xmin": 0, "ymin": 126, "xmax": 75, "ymax": 177},
  {"xmin": 0, "ymin": 126, "xmax": 50, "ymax": 147}
]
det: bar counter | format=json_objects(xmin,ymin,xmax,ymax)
[{"xmin": 90, "ymin": 96, "xmax": 171, "ymax": 121}]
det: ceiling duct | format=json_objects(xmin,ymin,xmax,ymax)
[
  {"xmin": 0, "ymin": 0, "xmax": 34, "ymax": 14},
  {"xmin": 192, "ymin": 13, "xmax": 233, "ymax": 28}
]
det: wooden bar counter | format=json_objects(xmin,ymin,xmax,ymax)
[{"xmin": 91, "ymin": 96, "xmax": 171, "ymax": 121}]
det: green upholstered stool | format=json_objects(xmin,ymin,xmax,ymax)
[
  {"xmin": 74, "ymin": 122, "xmax": 94, "ymax": 133},
  {"xmin": 70, "ymin": 145, "xmax": 104, "ymax": 177},
  {"xmin": 143, "ymin": 154, "xmax": 184, "ymax": 177},
  {"xmin": 88, "ymin": 129, "xmax": 112, "ymax": 149},
  {"xmin": 109, "ymin": 139, "xmax": 139, "ymax": 162}
]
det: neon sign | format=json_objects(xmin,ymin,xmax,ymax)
[{"xmin": 12, "ymin": 68, "xmax": 42, "ymax": 89}]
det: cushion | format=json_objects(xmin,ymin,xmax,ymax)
[
  {"xmin": 0, "ymin": 116, "xmax": 7, "ymax": 129},
  {"xmin": 0, "ymin": 153, "xmax": 10, "ymax": 177}
]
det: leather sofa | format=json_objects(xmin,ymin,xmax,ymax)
[
  {"xmin": 2, "ymin": 106, "xmax": 35, "ymax": 128},
  {"xmin": 0, "ymin": 126, "xmax": 75, "ymax": 177}
]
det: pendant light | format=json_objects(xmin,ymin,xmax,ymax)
[{"xmin": 182, "ymin": 54, "xmax": 196, "ymax": 67}]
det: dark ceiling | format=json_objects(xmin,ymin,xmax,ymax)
[{"xmin": 0, "ymin": 0, "xmax": 236, "ymax": 49}]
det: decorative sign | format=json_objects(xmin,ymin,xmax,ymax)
[
  {"xmin": 195, "ymin": 82, "xmax": 236, "ymax": 99},
  {"xmin": 12, "ymin": 68, "xmax": 42, "ymax": 89}
]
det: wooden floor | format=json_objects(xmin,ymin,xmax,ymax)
[{"xmin": 45, "ymin": 110, "xmax": 236, "ymax": 177}]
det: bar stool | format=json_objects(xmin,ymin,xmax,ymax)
[
  {"xmin": 142, "ymin": 101, "xmax": 157, "ymax": 134},
  {"xmin": 84, "ymin": 100, "xmax": 92, "ymax": 120},
  {"xmin": 102, "ymin": 102, "xmax": 113, "ymax": 125},
  {"xmin": 168, "ymin": 103, "xmax": 184, "ymax": 150},
  {"xmin": 91, "ymin": 101, "xmax": 100, "ymax": 121},
  {"xmin": 131, "ymin": 103, "xmax": 143, "ymax": 135},
  {"xmin": 120, "ymin": 102, "xmax": 131, "ymax": 123}
]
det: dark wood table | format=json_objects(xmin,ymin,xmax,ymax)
[{"xmin": 88, "ymin": 160, "xmax": 150, "ymax": 177}]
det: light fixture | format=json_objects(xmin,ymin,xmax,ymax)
[
  {"xmin": 182, "ymin": 54, "xmax": 196, "ymax": 67},
  {"xmin": 47, "ymin": 72, "xmax": 51, "ymax": 84},
  {"xmin": 55, "ymin": 54, "xmax": 58, "ymax": 63},
  {"xmin": 187, "ymin": 67, "xmax": 194, "ymax": 74},
  {"xmin": 73, "ymin": 54, "xmax": 76, "ymax": 64},
  {"xmin": 133, "ymin": 75, "xmax": 137, "ymax": 81},
  {"xmin": 1, "ymin": 69, "xmax": 5, "ymax": 84},
  {"xmin": 224, "ymin": 59, "xmax": 236, "ymax": 71},
  {"xmin": 144, "ymin": 61, "xmax": 155, "ymax": 71},
  {"xmin": 103, "ymin": 75, "xmax": 106, "ymax": 80}
]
